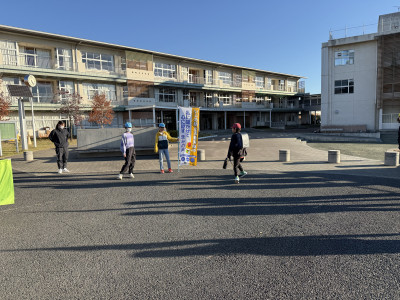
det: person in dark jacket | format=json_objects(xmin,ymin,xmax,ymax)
[
  {"xmin": 227, "ymin": 123, "xmax": 247, "ymax": 183},
  {"xmin": 49, "ymin": 121, "xmax": 70, "ymax": 174},
  {"xmin": 397, "ymin": 114, "xmax": 400, "ymax": 150}
]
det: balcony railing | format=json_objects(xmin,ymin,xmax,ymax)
[{"xmin": 0, "ymin": 53, "xmax": 126, "ymax": 77}]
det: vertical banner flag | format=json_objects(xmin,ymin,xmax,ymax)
[
  {"xmin": 0, "ymin": 159, "xmax": 15, "ymax": 205},
  {"xmin": 179, "ymin": 107, "xmax": 200, "ymax": 166}
]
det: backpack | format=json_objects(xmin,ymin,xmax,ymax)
[{"xmin": 239, "ymin": 133, "xmax": 250, "ymax": 161}]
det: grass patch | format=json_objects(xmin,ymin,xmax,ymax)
[{"xmin": 1, "ymin": 138, "xmax": 77, "ymax": 158}]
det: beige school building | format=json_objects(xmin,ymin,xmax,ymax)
[{"xmin": 0, "ymin": 25, "xmax": 310, "ymax": 135}]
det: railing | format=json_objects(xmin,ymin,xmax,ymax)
[
  {"xmin": 329, "ymin": 23, "xmax": 377, "ymax": 40},
  {"xmin": 382, "ymin": 113, "xmax": 399, "ymax": 124},
  {"xmin": 0, "ymin": 53, "xmax": 126, "ymax": 77}
]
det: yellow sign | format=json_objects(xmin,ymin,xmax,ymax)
[{"xmin": 0, "ymin": 159, "xmax": 14, "ymax": 205}]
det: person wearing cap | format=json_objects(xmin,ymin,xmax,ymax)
[
  {"xmin": 117, "ymin": 122, "xmax": 136, "ymax": 180},
  {"xmin": 154, "ymin": 123, "xmax": 178, "ymax": 173},
  {"xmin": 227, "ymin": 123, "xmax": 247, "ymax": 183}
]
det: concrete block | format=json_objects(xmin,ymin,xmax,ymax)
[
  {"xmin": 384, "ymin": 151, "xmax": 399, "ymax": 166},
  {"xmin": 328, "ymin": 150, "xmax": 340, "ymax": 163},
  {"xmin": 197, "ymin": 149, "xmax": 206, "ymax": 161},
  {"xmin": 24, "ymin": 151, "xmax": 33, "ymax": 161},
  {"xmin": 279, "ymin": 149, "xmax": 290, "ymax": 162}
]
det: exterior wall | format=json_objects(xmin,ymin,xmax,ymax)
[
  {"xmin": 321, "ymin": 37, "xmax": 377, "ymax": 131},
  {"xmin": 0, "ymin": 25, "xmax": 308, "ymax": 136}
]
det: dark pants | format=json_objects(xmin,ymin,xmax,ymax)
[
  {"xmin": 398, "ymin": 127, "xmax": 400, "ymax": 149},
  {"xmin": 120, "ymin": 147, "xmax": 136, "ymax": 174},
  {"xmin": 55, "ymin": 146, "xmax": 68, "ymax": 169},
  {"xmin": 233, "ymin": 155, "xmax": 244, "ymax": 177}
]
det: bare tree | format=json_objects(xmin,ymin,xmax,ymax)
[
  {"xmin": 0, "ymin": 92, "xmax": 11, "ymax": 121},
  {"xmin": 55, "ymin": 90, "xmax": 84, "ymax": 140},
  {"xmin": 88, "ymin": 94, "xmax": 114, "ymax": 128}
]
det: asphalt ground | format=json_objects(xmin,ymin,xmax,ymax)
[
  {"xmin": 2, "ymin": 131, "xmax": 400, "ymax": 299},
  {"xmin": 1, "ymin": 169, "xmax": 400, "ymax": 299}
]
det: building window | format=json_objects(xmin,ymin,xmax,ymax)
[
  {"xmin": 56, "ymin": 48, "xmax": 73, "ymax": 70},
  {"xmin": 59, "ymin": 81, "xmax": 75, "ymax": 100},
  {"xmin": 83, "ymin": 83, "xmax": 116, "ymax": 101},
  {"xmin": 154, "ymin": 63, "xmax": 176, "ymax": 78},
  {"xmin": 0, "ymin": 40, "xmax": 18, "ymax": 66},
  {"xmin": 127, "ymin": 81, "xmax": 151, "ymax": 98},
  {"xmin": 334, "ymin": 79, "xmax": 354, "ymax": 94},
  {"xmin": 218, "ymin": 93, "xmax": 232, "ymax": 105},
  {"xmin": 255, "ymin": 76, "xmax": 264, "ymax": 88},
  {"xmin": 81, "ymin": 52, "xmax": 114, "ymax": 71},
  {"xmin": 287, "ymin": 80, "xmax": 297, "ymax": 92},
  {"xmin": 335, "ymin": 50, "xmax": 354, "ymax": 66},
  {"xmin": 204, "ymin": 70, "xmax": 213, "ymax": 84},
  {"xmin": 157, "ymin": 88, "xmax": 176, "ymax": 102},
  {"xmin": 32, "ymin": 82, "xmax": 53, "ymax": 103},
  {"xmin": 218, "ymin": 71, "xmax": 232, "ymax": 85},
  {"xmin": 20, "ymin": 47, "xmax": 51, "ymax": 69},
  {"xmin": 204, "ymin": 92, "xmax": 213, "ymax": 107}
]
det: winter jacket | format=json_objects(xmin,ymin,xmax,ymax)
[
  {"xmin": 120, "ymin": 132, "xmax": 135, "ymax": 154},
  {"xmin": 154, "ymin": 131, "xmax": 178, "ymax": 153},
  {"xmin": 49, "ymin": 128, "xmax": 70, "ymax": 148},
  {"xmin": 228, "ymin": 132, "xmax": 243, "ymax": 158}
]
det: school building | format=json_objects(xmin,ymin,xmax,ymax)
[
  {"xmin": 0, "ymin": 25, "xmax": 309, "ymax": 135},
  {"xmin": 322, "ymin": 11, "xmax": 400, "ymax": 133}
]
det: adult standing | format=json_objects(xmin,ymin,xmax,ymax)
[
  {"xmin": 118, "ymin": 122, "xmax": 136, "ymax": 180},
  {"xmin": 49, "ymin": 120, "xmax": 70, "ymax": 174}
]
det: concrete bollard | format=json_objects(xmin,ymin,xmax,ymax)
[
  {"xmin": 328, "ymin": 150, "xmax": 340, "ymax": 163},
  {"xmin": 24, "ymin": 151, "xmax": 33, "ymax": 161},
  {"xmin": 384, "ymin": 151, "xmax": 399, "ymax": 166},
  {"xmin": 279, "ymin": 149, "xmax": 290, "ymax": 162},
  {"xmin": 197, "ymin": 149, "xmax": 206, "ymax": 161}
]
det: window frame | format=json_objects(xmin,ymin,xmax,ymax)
[{"xmin": 334, "ymin": 79, "xmax": 354, "ymax": 94}]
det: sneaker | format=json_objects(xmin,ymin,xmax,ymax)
[
  {"xmin": 129, "ymin": 173, "xmax": 135, "ymax": 179},
  {"xmin": 235, "ymin": 176, "xmax": 240, "ymax": 184},
  {"xmin": 63, "ymin": 168, "xmax": 70, "ymax": 173},
  {"xmin": 168, "ymin": 168, "xmax": 173, "ymax": 173},
  {"xmin": 160, "ymin": 169, "xmax": 165, "ymax": 174},
  {"xmin": 117, "ymin": 174, "xmax": 123, "ymax": 180},
  {"xmin": 239, "ymin": 171, "xmax": 247, "ymax": 177},
  {"xmin": 58, "ymin": 169, "xmax": 63, "ymax": 174}
]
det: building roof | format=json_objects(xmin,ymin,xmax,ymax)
[{"xmin": 0, "ymin": 24, "xmax": 305, "ymax": 79}]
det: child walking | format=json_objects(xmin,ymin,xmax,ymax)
[
  {"xmin": 118, "ymin": 122, "xmax": 136, "ymax": 180},
  {"xmin": 154, "ymin": 123, "xmax": 178, "ymax": 173},
  {"xmin": 227, "ymin": 123, "xmax": 247, "ymax": 183}
]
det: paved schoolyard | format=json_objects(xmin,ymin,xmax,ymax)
[
  {"xmin": 1, "ymin": 131, "xmax": 400, "ymax": 299},
  {"xmin": 8, "ymin": 131, "xmax": 400, "ymax": 179}
]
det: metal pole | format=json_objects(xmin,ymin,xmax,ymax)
[
  {"xmin": 18, "ymin": 98, "xmax": 28, "ymax": 151},
  {"xmin": 243, "ymin": 111, "xmax": 246, "ymax": 128},
  {"xmin": 152, "ymin": 105, "xmax": 156, "ymax": 127},
  {"xmin": 128, "ymin": 109, "xmax": 132, "ymax": 123},
  {"xmin": 30, "ymin": 98, "xmax": 37, "ymax": 147},
  {"xmin": 269, "ymin": 110, "xmax": 272, "ymax": 128},
  {"xmin": 224, "ymin": 111, "xmax": 227, "ymax": 129}
]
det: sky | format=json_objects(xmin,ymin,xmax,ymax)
[{"xmin": 1, "ymin": 0, "xmax": 400, "ymax": 94}]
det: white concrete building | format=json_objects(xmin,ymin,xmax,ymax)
[{"xmin": 322, "ymin": 12, "xmax": 400, "ymax": 132}]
